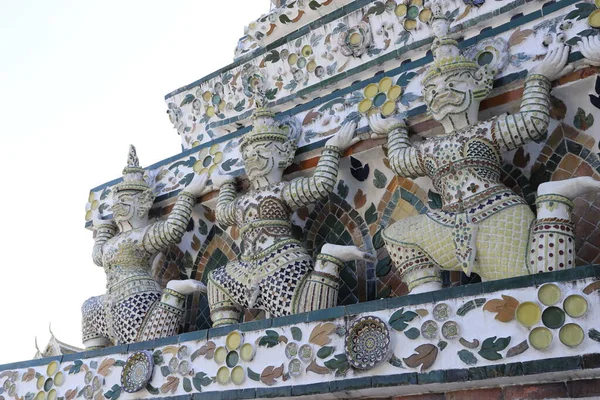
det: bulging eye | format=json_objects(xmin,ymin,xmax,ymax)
[
  {"xmin": 431, "ymin": 89, "xmax": 437, "ymax": 95},
  {"xmin": 448, "ymin": 82, "xmax": 454, "ymax": 88}
]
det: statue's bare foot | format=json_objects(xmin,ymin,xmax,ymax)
[
  {"xmin": 538, "ymin": 176, "xmax": 600, "ymax": 200},
  {"xmin": 321, "ymin": 243, "xmax": 376, "ymax": 262},
  {"xmin": 167, "ymin": 279, "xmax": 207, "ymax": 295}
]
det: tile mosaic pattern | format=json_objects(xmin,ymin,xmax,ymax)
[{"xmin": 305, "ymin": 192, "xmax": 374, "ymax": 304}]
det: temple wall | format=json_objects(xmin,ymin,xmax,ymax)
[
  {"xmin": 2, "ymin": 267, "xmax": 600, "ymax": 399},
  {"xmin": 5, "ymin": 0, "xmax": 600, "ymax": 398},
  {"xmin": 86, "ymin": 0, "xmax": 600, "ymax": 333}
]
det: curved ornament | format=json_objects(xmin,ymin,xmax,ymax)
[
  {"xmin": 345, "ymin": 315, "xmax": 392, "ymax": 370},
  {"xmin": 121, "ymin": 351, "xmax": 154, "ymax": 393},
  {"xmin": 464, "ymin": 37, "xmax": 510, "ymax": 73}
]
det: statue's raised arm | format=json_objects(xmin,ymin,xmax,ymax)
[
  {"xmin": 493, "ymin": 44, "xmax": 573, "ymax": 151},
  {"xmin": 283, "ymin": 120, "xmax": 358, "ymax": 208},
  {"xmin": 368, "ymin": 114, "xmax": 426, "ymax": 179}
]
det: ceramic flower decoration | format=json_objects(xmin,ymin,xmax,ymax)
[
  {"xmin": 167, "ymin": 103, "xmax": 194, "ymax": 135},
  {"xmin": 395, "ymin": 0, "xmax": 433, "ymax": 30},
  {"xmin": 338, "ymin": 21, "xmax": 373, "ymax": 57},
  {"xmin": 358, "ymin": 76, "xmax": 402, "ymax": 116}
]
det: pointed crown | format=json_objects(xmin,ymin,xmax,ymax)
[
  {"xmin": 422, "ymin": 8, "xmax": 478, "ymax": 85},
  {"xmin": 241, "ymin": 107, "xmax": 292, "ymax": 150},
  {"xmin": 114, "ymin": 145, "xmax": 151, "ymax": 193}
]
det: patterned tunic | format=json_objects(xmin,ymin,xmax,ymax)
[
  {"xmin": 383, "ymin": 74, "xmax": 551, "ymax": 280},
  {"xmin": 208, "ymin": 145, "xmax": 343, "ymax": 317}
]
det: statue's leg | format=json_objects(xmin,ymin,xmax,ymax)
[
  {"xmin": 382, "ymin": 215, "xmax": 448, "ymax": 293},
  {"xmin": 530, "ymin": 177, "xmax": 600, "ymax": 273},
  {"xmin": 293, "ymin": 244, "xmax": 374, "ymax": 313},
  {"xmin": 207, "ymin": 262, "xmax": 244, "ymax": 327},
  {"xmin": 81, "ymin": 295, "xmax": 112, "ymax": 349},
  {"xmin": 474, "ymin": 204, "xmax": 533, "ymax": 281},
  {"xmin": 137, "ymin": 289, "xmax": 186, "ymax": 342},
  {"xmin": 207, "ymin": 280, "xmax": 242, "ymax": 327}
]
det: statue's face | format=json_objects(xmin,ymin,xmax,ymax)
[
  {"xmin": 423, "ymin": 70, "xmax": 480, "ymax": 122},
  {"xmin": 242, "ymin": 140, "xmax": 289, "ymax": 181},
  {"xmin": 112, "ymin": 191, "xmax": 151, "ymax": 225}
]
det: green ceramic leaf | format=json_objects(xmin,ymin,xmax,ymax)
[
  {"xmin": 378, "ymin": 285, "xmax": 391, "ymax": 299},
  {"xmin": 375, "ymin": 256, "xmax": 392, "ymax": 277},
  {"xmin": 234, "ymin": 99, "xmax": 246, "ymax": 112},
  {"xmin": 247, "ymin": 368, "xmax": 261, "ymax": 382},
  {"xmin": 404, "ymin": 327, "xmax": 420, "ymax": 339},
  {"xmin": 197, "ymin": 219, "xmax": 208, "ymax": 236},
  {"xmin": 146, "ymin": 384, "xmax": 159, "ymax": 395},
  {"xmin": 458, "ymin": 350, "xmax": 478, "ymax": 365},
  {"xmin": 309, "ymin": 0, "xmax": 322, "ymax": 10},
  {"xmin": 264, "ymin": 50, "xmax": 280, "ymax": 64},
  {"xmin": 68, "ymin": 360, "xmax": 83, "ymax": 374},
  {"xmin": 574, "ymin": 107, "xmax": 594, "ymax": 131},
  {"xmin": 317, "ymin": 346, "xmax": 335, "ymax": 359},
  {"xmin": 279, "ymin": 13, "xmax": 292, "ymax": 23},
  {"xmin": 478, "ymin": 336, "xmax": 511, "ymax": 361},
  {"xmin": 373, "ymin": 169, "xmax": 388, "ymax": 189},
  {"xmin": 113, "ymin": 360, "xmax": 125, "ymax": 367},
  {"xmin": 104, "ymin": 384, "xmax": 121, "ymax": 400},
  {"xmin": 324, "ymin": 354, "xmax": 349, "ymax": 376},
  {"xmin": 336, "ymin": 180, "xmax": 349, "ymax": 199},
  {"xmin": 160, "ymin": 366, "xmax": 171, "ymax": 377},
  {"xmin": 291, "ymin": 327, "xmax": 302, "ymax": 342},
  {"xmin": 372, "ymin": 228, "xmax": 385, "ymax": 249},
  {"xmin": 258, "ymin": 330, "xmax": 281, "ymax": 348},
  {"xmin": 183, "ymin": 377, "xmax": 192, "ymax": 393},
  {"xmin": 365, "ymin": 203, "xmax": 378, "ymax": 225},
  {"xmin": 388, "ymin": 354, "xmax": 404, "ymax": 368},
  {"xmin": 589, "ymin": 328, "xmax": 600, "ymax": 342},
  {"xmin": 193, "ymin": 372, "xmax": 212, "ymax": 389},
  {"xmin": 265, "ymin": 88, "xmax": 278, "ymax": 100},
  {"xmin": 180, "ymin": 94, "xmax": 195, "ymax": 107},
  {"xmin": 438, "ymin": 340, "xmax": 448, "ymax": 351},
  {"xmin": 389, "ymin": 308, "xmax": 418, "ymax": 331}
]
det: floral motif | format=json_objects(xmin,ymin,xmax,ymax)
[
  {"xmin": 32, "ymin": 361, "xmax": 65, "ymax": 400},
  {"xmin": 394, "ymin": 0, "xmax": 432, "ymax": 31},
  {"xmin": 193, "ymin": 144, "xmax": 223, "ymax": 176},
  {"xmin": 167, "ymin": 103, "xmax": 194, "ymax": 135},
  {"xmin": 358, "ymin": 76, "xmax": 402, "ymax": 117},
  {"xmin": 345, "ymin": 315, "xmax": 392, "ymax": 370},
  {"xmin": 1, "ymin": 371, "xmax": 18, "ymax": 398},
  {"xmin": 241, "ymin": 65, "xmax": 266, "ymax": 99},
  {"xmin": 338, "ymin": 21, "xmax": 372, "ymax": 57},
  {"xmin": 121, "ymin": 352, "xmax": 153, "ymax": 393}
]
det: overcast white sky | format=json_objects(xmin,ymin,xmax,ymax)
[{"xmin": 0, "ymin": 0, "xmax": 266, "ymax": 364}]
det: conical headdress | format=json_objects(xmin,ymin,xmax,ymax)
[
  {"xmin": 241, "ymin": 108, "xmax": 293, "ymax": 150},
  {"xmin": 422, "ymin": 6, "xmax": 478, "ymax": 85},
  {"xmin": 114, "ymin": 145, "xmax": 150, "ymax": 193}
]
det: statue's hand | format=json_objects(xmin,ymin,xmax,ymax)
[
  {"xmin": 183, "ymin": 173, "xmax": 209, "ymax": 197},
  {"xmin": 326, "ymin": 121, "xmax": 358, "ymax": 151},
  {"xmin": 579, "ymin": 36, "xmax": 600, "ymax": 67},
  {"xmin": 530, "ymin": 43, "xmax": 574, "ymax": 81},
  {"xmin": 210, "ymin": 168, "xmax": 236, "ymax": 189},
  {"xmin": 92, "ymin": 215, "xmax": 115, "ymax": 230},
  {"xmin": 368, "ymin": 114, "xmax": 406, "ymax": 137}
]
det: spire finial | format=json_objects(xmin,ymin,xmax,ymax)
[{"xmin": 127, "ymin": 145, "xmax": 140, "ymax": 168}]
